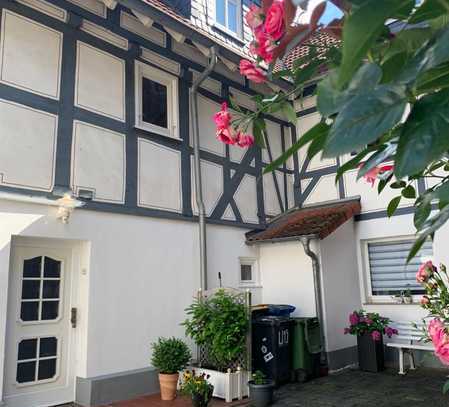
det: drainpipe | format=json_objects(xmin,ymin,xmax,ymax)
[
  {"xmin": 300, "ymin": 236, "xmax": 328, "ymax": 366},
  {"xmin": 190, "ymin": 46, "xmax": 218, "ymax": 291}
]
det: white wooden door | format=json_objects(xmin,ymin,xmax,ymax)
[{"xmin": 4, "ymin": 244, "xmax": 76, "ymax": 407}]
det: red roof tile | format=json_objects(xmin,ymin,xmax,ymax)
[{"xmin": 246, "ymin": 198, "xmax": 361, "ymax": 243}]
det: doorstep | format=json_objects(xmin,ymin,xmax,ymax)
[{"xmin": 100, "ymin": 394, "xmax": 250, "ymax": 407}]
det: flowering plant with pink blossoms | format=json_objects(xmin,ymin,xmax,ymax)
[
  {"xmin": 416, "ymin": 261, "xmax": 449, "ymax": 393},
  {"xmin": 344, "ymin": 310, "xmax": 397, "ymax": 342}
]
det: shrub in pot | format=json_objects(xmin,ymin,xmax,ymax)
[
  {"xmin": 151, "ymin": 337, "xmax": 191, "ymax": 400},
  {"xmin": 248, "ymin": 371, "xmax": 274, "ymax": 407},
  {"xmin": 344, "ymin": 310, "xmax": 398, "ymax": 373}
]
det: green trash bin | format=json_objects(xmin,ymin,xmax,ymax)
[{"xmin": 292, "ymin": 317, "xmax": 322, "ymax": 381}]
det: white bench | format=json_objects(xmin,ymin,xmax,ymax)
[{"xmin": 386, "ymin": 321, "xmax": 434, "ymax": 375}]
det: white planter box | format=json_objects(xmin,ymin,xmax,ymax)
[{"xmin": 192, "ymin": 367, "xmax": 249, "ymax": 402}]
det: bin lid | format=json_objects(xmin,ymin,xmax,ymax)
[{"xmin": 253, "ymin": 315, "xmax": 294, "ymax": 326}]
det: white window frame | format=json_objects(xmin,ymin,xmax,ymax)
[
  {"xmin": 134, "ymin": 61, "xmax": 179, "ymax": 140},
  {"xmin": 361, "ymin": 235, "xmax": 432, "ymax": 304},
  {"xmin": 214, "ymin": 0, "xmax": 242, "ymax": 38},
  {"xmin": 238, "ymin": 257, "xmax": 260, "ymax": 288}
]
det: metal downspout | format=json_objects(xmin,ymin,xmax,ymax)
[
  {"xmin": 190, "ymin": 46, "xmax": 218, "ymax": 291},
  {"xmin": 300, "ymin": 236, "xmax": 328, "ymax": 366}
]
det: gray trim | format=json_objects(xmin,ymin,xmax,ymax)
[
  {"xmin": 327, "ymin": 346, "xmax": 358, "ymax": 371},
  {"xmin": 336, "ymin": 157, "xmax": 345, "ymax": 199},
  {"xmin": 297, "ymin": 106, "xmax": 317, "ymax": 117},
  {"xmin": 263, "ymin": 130, "xmax": 285, "ymax": 214},
  {"xmin": 75, "ymin": 368, "xmax": 159, "ymax": 407},
  {"xmin": 355, "ymin": 205, "xmax": 415, "ymax": 221}
]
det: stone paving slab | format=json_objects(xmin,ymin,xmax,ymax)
[{"xmin": 273, "ymin": 368, "xmax": 448, "ymax": 407}]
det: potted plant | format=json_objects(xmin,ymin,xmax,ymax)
[
  {"xmin": 248, "ymin": 370, "xmax": 275, "ymax": 407},
  {"xmin": 183, "ymin": 289, "xmax": 250, "ymax": 402},
  {"xmin": 391, "ymin": 292, "xmax": 404, "ymax": 304},
  {"xmin": 403, "ymin": 287, "xmax": 413, "ymax": 304},
  {"xmin": 151, "ymin": 337, "xmax": 191, "ymax": 400},
  {"xmin": 344, "ymin": 310, "xmax": 398, "ymax": 373},
  {"xmin": 180, "ymin": 370, "xmax": 214, "ymax": 407}
]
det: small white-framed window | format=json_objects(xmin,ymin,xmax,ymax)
[
  {"xmin": 363, "ymin": 237, "xmax": 433, "ymax": 303},
  {"xmin": 215, "ymin": 0, "xmax": 242, "ymax": 36},
  {"xmin": 238, "ymin": 257, "xmax": 259, "ymax": 287},
  {"xmin": 134, "ymin": 61, "xmax": 179, "ymax": 139}
]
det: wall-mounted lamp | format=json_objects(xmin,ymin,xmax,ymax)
[{"xmin": 56, "ymin": 193, "xmax": 85, "ymax": 224}]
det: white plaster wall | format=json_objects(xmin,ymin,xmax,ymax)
[
  {"xmin": 0, "ymin": 199, "xmax": 258, "ymax": 389},
  {"xmin": 320, "ymin": 220, "xmax": 361, "ymax": 353},
  {"xmin": 259, "ymin": 241, "xmax": 316, "ymax": 317}
]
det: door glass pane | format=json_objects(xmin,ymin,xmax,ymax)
[
  {"xmin": 22, "ymin": 280, "xmax": 40, "ymax": 300},
  {"xmin": 21, "ymin": 302, "xmax": 39, "ymax": 322},
  {"xmin": 43, "ymin": 257, "xmax": 61, "ymax": 278},
  {"xmin": 42, "ymin": 281, "xmax": 60, "ymax": 299},
  {"xmin": 142, "ymin": 77, "xmax": 168, "ymax": 129},
  {"xmin": 18, "ymin": 339, "xmax": 37, "ymax": 361},
  {"xmin": 216, "ymin": 0, "xmax": 226, "ymax": 25},
  {"xmin": 228, "ymin": 1, "xmax": 238, "ymax": 32},
  {"xmin": 40, "ymin": 337, "xmax": 57, "ymax": 358},
  {"xmin": 17, "ymin": 361, "xmax": 36, "ymax": 383},
  {"xmin": 23, "ymin": 257, "xmax": 41, "ymax": 278},
  {"xmin": 41, "ymin": 301, "xmax": 59, "ymax": 320},
  {"xmin": 38, "ymin": 358, "xmax": 56, "ymax": 381}
]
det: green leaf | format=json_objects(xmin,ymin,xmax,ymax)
[
  {"xmin": 323, "ymin": 84, "xmax": 407, "ymax": 157},
  {"xmin": 252, "ymin": 118, "xmax": 266, "ymax": 148},
  {"xmin": 281, "ymin": 101, "xmax": 297, "ymax": 124},
  {"xmin": 387, "ymin": 196, "xmax": 402, "ymax": 217},
  {"xmin": 335, "ymin": 146, "xmax": 379, "ymax": 182},
  {"xmin": 414, "ymin": 202, "xmax": 432, "ymax": 229},
  {"xmin": 307, "ymin": 129, "xmax": 329, "ymax": 160},
  {"xmin": 395, "ymin": 89, "xmax": 449, "ymax": 178},
  {"xmin": 338, "ymin": 0, "xmax": 414, "ymax": 87},
  {"xmin": 416, "ymin": 62, "xmax": 449, "ymax": 93},
  {"xmin": 407, "ymin": 236, "xmax": 427, "ymax": 263},
  {"xmin": 443, "ymin": 379, "xmax": 449, "ymax": 394},
  {"xmin": 390, "ymin": 181, "xmax": 407, "ymax": 189},
  {"xmin": 409, "ymin": 0, "xmax": 449, "ymax": 24},
  {"xmin": 263, "ymin": 122, "xmax": 330, "ymax": 173},
  {"xmin": 402, "ymin": 185, "xmax": 416, "ymax": 199},
  {"xmin": 399, "ymin": 26, "xmax": 449, "ymax": 84}
]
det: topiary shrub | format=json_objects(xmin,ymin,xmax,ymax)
[{"xmin": 151, "ymin": 337, "xmax": 191, "ymax": 374}]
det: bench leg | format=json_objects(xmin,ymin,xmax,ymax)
[
  {"xmin": 408, "ymin": 351, "xmax": 416, "ymax": 370},
  {"xmin": 398, "ymin": 348, "xmax": 406, "ymax": 375}
]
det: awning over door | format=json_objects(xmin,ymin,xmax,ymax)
[{"xmin": 246, "ymin": 198, "xmax": 361, "ymax": 244}]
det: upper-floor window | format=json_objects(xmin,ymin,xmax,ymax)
[
  {"xmin": 135, "ymin": 61, "xmax": 179, "ymax": 139},
  {"xmin": 363, "ymin": 237, "xmax": 433, "ymax": 303},
  {"xmin": 215, "ymin": 0, "xmax": 241, "ymax": 36}
]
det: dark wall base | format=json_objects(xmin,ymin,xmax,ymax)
[
  {"xmin": 327, "ymin": 346, "xmax": 358, "ymax": 371},
  {"xmin": 76, "ymin": 368, "xmax": 159, "ymax": 407}
]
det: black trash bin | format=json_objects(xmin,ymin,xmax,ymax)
[{"xmin": 252, "ymin": 316, "xmax": 294, "ymax": 386}]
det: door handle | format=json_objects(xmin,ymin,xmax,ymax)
[{"xmin": 71, "ymin": 307, "xmax": 77, "ymax": 328}]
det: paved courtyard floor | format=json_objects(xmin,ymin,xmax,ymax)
[{"xmin": 99, "ymin": 367, "xmax": 448, "ymax": 407}]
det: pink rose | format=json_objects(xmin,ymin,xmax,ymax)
[
  {"xmin": 245, "ymin": 4, "xmax": 264, "ymax": 30},
  {"xmin": 428, "ymin": 319, "xmax": 449, "ymax": 365},
  {"xmin": 239, "ymin": 60, "xmax": 267, "ymax": 83},
  {"xmin": 371, "ymin": 330, "xmax": 382, "ymax": 341},
  {"xmin": 254, "ymin": 29, "xmax": 276, "ymax": 63},
  {"xmin": 344, "ymin": 327, "xmax": 350, "ymax": 335},
  {"xmin": 385, "ymin": 327, "xmax": 398, "ymax": 338},
  {"xmin": 349, "ymin": 312, "xmax": 359, "ymax": 326},
  {"xmin": 236, "ymin": 132, "xmax": 254, "ymax": 148},
  {"xmin": 213, "ymin": 102, "xmax": 231, "ymax": 130},
  {"xmin": 416, "ymin": 261, "xmax": 435, "ymax": 283},
  {"xmin": 361, "ymin": 164, "xmax": 394, "ymax": 187},
  {"xmin": 264, "ymin": 0, "xmax": 285, "ymax": 41},
  {"xmin": 216, "ymin": 128, "xmax": 236, "ymax": 145},
  {"xmin": 365, "ymin": 318, "xmax": 373, "ymax": 325},
  {"xmin": 421, "ymin": 296, "xmax": 430, "ymax": 306}
]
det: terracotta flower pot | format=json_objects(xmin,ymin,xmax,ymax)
[{"xmin": 159, "ymin": 372, "xmax": 179, "ymax": 400}]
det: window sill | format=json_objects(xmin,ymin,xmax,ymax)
[
  {"xmin": 212, "ymin": 22, "xmax": 245, "ymax": 45},
  {"xmin": 238, "ymin": 284, "xmax": 262, "ymax": 289},
  {"xmin": 134, "ymin": 124, "xmax": 182, "ymax": 142},
  {"xmin": 362, "ymin": 302, "xmax": 421, "ymax": 306}
]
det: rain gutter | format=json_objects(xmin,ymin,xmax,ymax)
[
  {"xmin": 191, "ymin": 46, "xmax": 218, "ymax": 291},
  {"xmin": 300, "ymin": 236, "xmax": 328, "ymax": 367}
]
